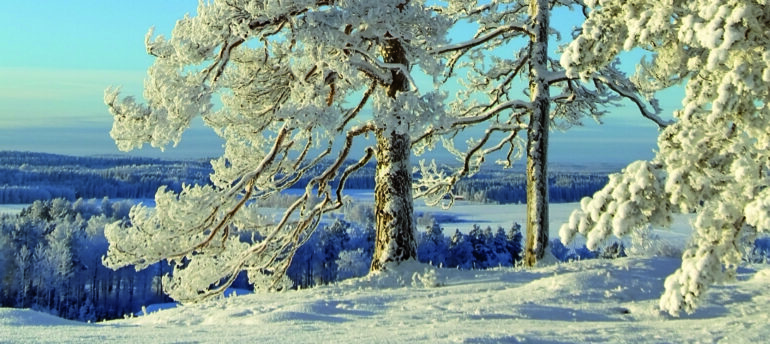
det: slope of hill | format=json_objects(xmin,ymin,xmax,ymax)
[{"xmin": 1, "ymin": 257, "xmax": 768, "ymax": 343}]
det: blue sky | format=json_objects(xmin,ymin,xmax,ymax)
[{"xmin": 0, "ymin": 1, "xmax": 677, "ymax": 165}]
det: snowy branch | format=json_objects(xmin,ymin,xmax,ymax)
[{"xmin": 434, "ymin": 24, "xmax": 532, "ymax": 55}]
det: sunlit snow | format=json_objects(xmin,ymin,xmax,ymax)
[
  {"xmin": 2, "ymin": 201, "xmax": 766, "ymax": 343},
  {"xmin": 3, "ymin": 256, "xmax": 769, "ymax": 343}
]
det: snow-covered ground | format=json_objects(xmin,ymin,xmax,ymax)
[
  {"xmin": 2, "ymin": 256, "xmax": 769, "ymax": 343},
  {"xmin": 7, "ymin": 197, "xmax": 763, "ymax": 343}
]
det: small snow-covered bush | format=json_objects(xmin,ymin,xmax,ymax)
[
  {"xmin": 549, "ymin": 239, "xmax": 625, "ymax": 262},
  {"xmin": 744, "ymin": 237, "xmax": 770, "ymax": 264},
  {"xmin": 336, "ymin": 248, "xmax": 370, "ymax": 280},
  {"xmin": 628, "ymin": 226, "xmax": 681, "ymax": 258}
]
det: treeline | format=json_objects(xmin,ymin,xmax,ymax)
[
  {"xmin": 286, "ymin": 206, "xmax": 633, "ymax": 288},
  {"xmin": 287, "ymin": 214, "xmax": 525, "ymax": 288},
  {"xmin": 453, "ymin": 172, "xmax": 610, "ymax": 204},
  {"xmin": 0, "ymin": 151, "xmax": 210, "ymax": 203},
  {"xmin": 296, "ymin": 163, "xmax": 611, "ymax": 204},
  {"xmin": 0, "ymin": 197, "xmax": 677, "ymax": 322},
  {"xmin": 1, "ymin": 198, "xmax": 525, "ymax": 321},
  {"xmin": 1, "ymin": 151, "xmax": 611, "ymax": 205},
  {"xmin": 0, "ymin": 198, "xmax": 172, "ymax": 322}
]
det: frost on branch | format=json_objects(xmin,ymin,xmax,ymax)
[
  {"xmin": 561, "ymin": 0, "xmax": 770, "ymax": 315},
  {"xmin": 414, "ymin": 0, "xmax": 662, "ymax": 267},
  {"xmin": 103, "ymin": 0, "xmax": 454, "ymax": 301},
  {"xmin": 105, "ymin": 61, "xmax": 213, "ymax": 152},
  {"xmin": 103, "ymin": 185, "xmax": 238, "ymax": 271}
]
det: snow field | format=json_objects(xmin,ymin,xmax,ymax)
[
  {"xmin": 6, "ymin": 196, "xmax": 759, "ymax": 343},
  {"xmin": 2, "ymin": 257, "xmax": 769, "ymax": 343}
]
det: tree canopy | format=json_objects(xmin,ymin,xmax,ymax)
[
  {"xmin": 415, "ymin": 0, "xmax": 663, "ymax": 266},
  {"xmin": 559, "ymin": 0, "xmax": 770, "ymax": 315},
  {"xmin": 104, "ymin": 0, "xmax": 454, "ymax": 302}
]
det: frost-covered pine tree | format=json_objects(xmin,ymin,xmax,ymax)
[
  {"xmin": 414, "ymin": 0, "xmax": 663, "ymax": 266},
  {"xmin": 103, "ymin": 0, "xmax": 452, "ymax": 301},
  {"xmin": 559, "ymin": 0, "xmax": 770, "ymax": 315}
]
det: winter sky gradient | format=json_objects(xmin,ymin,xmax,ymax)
[{"xmin": 0, "ymin": 1, "xmax": 680, "ymax": 163}]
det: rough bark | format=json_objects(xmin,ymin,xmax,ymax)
[
  {"xmin": 371, "ymin": 128, "xmax": 417, "ymax": 271},
  {"xmin": 370, "ymin": 34, "xmax": 417, "ymax": 272},
  {"xmin": 524, "ymin": 0, "xmax": 550, "ymax": 267}
]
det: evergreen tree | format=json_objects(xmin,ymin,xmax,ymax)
[
  {"xmin": 317, "ymin": 219, "xmax": 351, "ymax": 284},
  {"xmin": 468, "ymin": 225, "xmax": 495, "ymax": 268},
  {"xmin": 506, "ymin": 223, "xmax": 524, "ymax": 264},
  {"xmin": 492, "ymin": 227, "xmax": 513, "ymax": 266},
  {"xmin": 417, "ymin": 221, "xmax": 449, "ymax": 267},
  {"xmin": 447, "ymin": 230, "xmax": 474, "ymax": 269},
  {"xmin": 559, "ymin": 0, "xmax": 770, "ymax": 315},
  {"xmin": 287, "ymin": 229, "xmax": 321, "ymax": 289}
]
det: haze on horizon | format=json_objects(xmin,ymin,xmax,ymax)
[{"xmin": 0, "ymin": 1, "xmax": 676, "ymax": 165}]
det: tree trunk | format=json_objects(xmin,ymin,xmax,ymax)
[
  {"xmin": 524, "ymin": 0, "xmax": 550, "ymax": 267},
  {"xmin": 371, "ymin": 129, "xmax": 417, "ymax": 271},
  {"xmin": 370, "ymin": 34, "xmax": 417, "ymax": 272}
]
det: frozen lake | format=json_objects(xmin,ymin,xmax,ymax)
[
  {"xmin": 0, "ymin": 204, "xmax": 28, "ymax": 216},
  {"xmin": 0, "ymin": 190, "xmax": 694, "ymax": 248},
  {"xmin": 291, "ymin": 189, "xmax": 694, "ymax": 248}
]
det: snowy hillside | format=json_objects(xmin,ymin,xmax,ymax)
[{"xmin": 2, "ymin": 256, "xmax": 769, "ymax": 343}]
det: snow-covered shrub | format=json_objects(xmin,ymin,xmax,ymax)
[
  {"xmin": 336, "ymin": 248, "xmax": 371, "ymax": 280},
  {"xmin": 628, "ymin": 226, "xmax": 681, "ymax": 258},
  {"xmin": 744, "ymin": 237, "xmax": 770, "ymax": 264},
  {"xmin": 550, "ymin": 240, "xmax": 578, "ymax": 262},
  {"xmin": 549, "ymin": 239, "xmax": 624, "ymax": 262},
  {"xmin": 598, "ymin": 242, "xmax": 626, "ymax": 259}
]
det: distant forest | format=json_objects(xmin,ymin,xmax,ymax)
[
  {"xmin": 0, "ymin": 151, "xmax": 614, "ymax": 204},
  {"xmin": 0, "ymin": 151, "xmax": 211, "ymax": 203}
]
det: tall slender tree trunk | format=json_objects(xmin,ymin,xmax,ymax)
[
  {"xmin": 370, "ymin": 33, "xmax": 417, "ymax": 272},
  {"xmin": 524, "ymin": 0, "xmax": 550, "ymax": 267}
]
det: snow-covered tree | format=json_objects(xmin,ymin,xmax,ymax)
[
  {"xmin": 447, "ymin": 229, "xmax": 474, "ymax": 269},
  {"xmin": 417, "ymin": 221, "xmax": 450, "ymax": 266},
  {"xmin": 414, "ymin": 0, "xmax": 664, "ymax": 267},
  {"xmin": 0, "ymin": 230, "xmax": 10, "ymax": 299},
  {"xmin": 14, "ymin": 245, "xmax": 32, "ymax": 307},
  {"xmin": 336, "ymin": 248, "xmax": 370, "ymax": 280},
  {"xmin": 103, "ymin": 0, "xmax": 453, "ymax": 301},
  {"xmin": 559, "ymin": 0, "xmax": 770, "ymax": 315}
]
